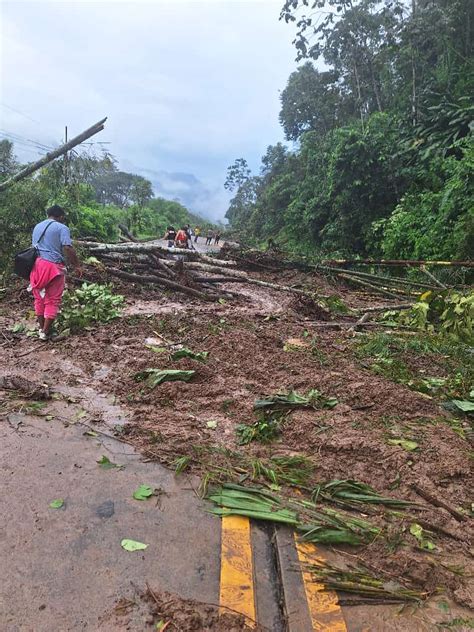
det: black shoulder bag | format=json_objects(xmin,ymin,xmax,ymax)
[{"xmin": 13, "ymin": 221, "xmax": 54, "ymax": 280}]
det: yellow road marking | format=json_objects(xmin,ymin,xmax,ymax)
[
  {"xmin": 220, "ymin": 514, "xmax": 256, "ymax": 627},
  {"xmin": 295, "ymin": 536, "xmax": 347, "ymax": 632}
]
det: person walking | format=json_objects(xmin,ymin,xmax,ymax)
[
  {"xmin": 206, "ymin": 229, "xmax": 214, "ymax": 246},
  {"xmin": 164, "ymin": 226, "xmax": 177, "ymax": 248},
  {"xmin": 163, "ymin": 226, "xmax": 176, "ymax": 248},
  {"xmin": 185, "ymin": 225, "xmax": 195, "ymax": 250},
  {"xmin": 214, "ymin": 231, "xmax": 221, "ymax": 246},
  {"xmin": 29, "ymin": 205, "xmax": 81, "ymax": 341},
  {"xmin": 194, "ymin": 226, "xmax": 201, "ymax": 243}
]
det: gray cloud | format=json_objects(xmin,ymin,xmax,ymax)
[{"xmin": 1, "ymin": 0, "xmax": 299, "ymax": 218}]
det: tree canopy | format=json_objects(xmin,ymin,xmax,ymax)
[{"xmin": 225, "ymin": 0, "xmax": 474, "ymax": 260}]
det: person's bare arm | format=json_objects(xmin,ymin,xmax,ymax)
[{"xmin": 63, "ymin": 245, "xmax": 81, "ymax": 270}]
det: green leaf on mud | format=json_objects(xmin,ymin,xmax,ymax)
[
  {"xmin": 134, "ymin": 368, "xmax": 195, "ymax": 388},
  {"xmin": 451, "ymin": 399, "xmax": 474, "ymax": 413},
  {"xmin": 84, "ymin": 256, "xmax": 102, "ymax": 266},
  {"xmin": 84, "ymin": 430, "xmax": 98, "ymax": 437},
  {"xmin": 255, "ymin": 389, "xmax": 338, "ymax": 411},
  {"xmin": 146, "ymin": 345, "xmax": 168, "ymax": 354},
  {"xmin": 133, "ymin": 484, "xmax": 154, "ymax": 501},
  {"xmin": 97, "ymin": 455, "xmax": 122, "ymax": 469},
  {"xmin": 170, "ymin": 348, "xmax": 209, "ymax": 362},
  {"xmin": 387, "ymin": 439, "xmax": 419, "ymax": 451},
  {"xmin": 410, "ymin": 523, "xmax": 435, "ymax": 550},
  {"xmin": 49, "ymin": 499, "xmax": 64, "ymax": 508},
  {"xmin": 206, "ymin": 420, "xmax": 218, "ymax": 429},
  {"xmin": 121, "ymin": 538, "xmax": 148, "ymax": 552}
]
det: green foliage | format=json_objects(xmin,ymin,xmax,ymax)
[
  {"xmin": 57, "ymin": 283, "xmax": 124, "ymax": 332},
  {"xmin": 254, "ymin": 389, "xmax": 338, "ymax": 411},
  {"xmin": 401, "ymin": 290, "xmax": 474, "ymax": 343},
  {"xmin": 0, "ymin": 146, "xmax": 210, "ymax": 276},
  {"xmin": 354, "ymin": 330, "xmax": 473, "ymax": 399},
  {"xmin": 225, "ymin": 0, "xmax": 473, "ymax": 261},
  {"xmin": 236, "ymin": 414, "xmax": 281, "ymax": 445},
  {"xmin": 73, "ymin": 204, "xmax": 122, "ymax": 241},
  {"xmin": 135, "ymin": 368, "xmax": 195, "ymax": 388},
  {"xmin": 379, "ymin": 141, "xmax": 474, "ymax": 260}
]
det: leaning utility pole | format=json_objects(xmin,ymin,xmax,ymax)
[
  {"xmin": 0, "ymin": 117, "xmax": 107, "ymax": 192},
  {"xmin": 63, "ymin": 125, "xmax": 68, "ymax": 186}
]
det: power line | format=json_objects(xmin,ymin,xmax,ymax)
[
  {"xmin": 0, "ymin": 102, "xmax": 42, "ymax": 125},
  {"xmin": 0, "ymin": 133, "xmax": 51, "ymax": 154},
  {"xmin": 0, "ymin": 129, "xmax": 55, "ymax": 151},
  {"xmin": 0, "ymin": 103, "xmax": 58, "ymax": 145}
]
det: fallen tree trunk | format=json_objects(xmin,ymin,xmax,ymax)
[
  {"xmin": 317, "ymin": 264, "xmax": 441, "ymax": 291},
  {"xmin": 78, "ymin": 240, "xmax": 237, "ymax": 267},
  {"xmin": 322, "ymin": 259, "xmax": 474, "ymax": 268},
  {"xmin": 105, "ymin": 267, "xmax": 211, "ymax": 301},
  {"xmin": 165, "ymin": 261, "xmax": 316, "ymax": 298},
  {"xmin": 148, "ymin": 253, "xmax": 177, "ymax": 279},
  {"xmin": 338, "ymin": 273, "xmax": 407, "ymax": 300},
  {"xmin": 352, "ymin": 303, "xmax": 414, "ymax": 313},
  {"xmin": 118, "ymin": 224, "xmax": 138, "ymax": 242},
  {"xmin": 420, "ymin": 265, "xmax": 447, "ymax": 289},
  {"xmin": 192, "ymin": 276, "xmax": 247, "ymax": 283},
  {"xmin": 305, "ymin": 321, "xmax": 414, "ymax": 330}
]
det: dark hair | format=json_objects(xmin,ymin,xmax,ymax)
[{"xmin": 47, "ymin": 204, "xmax": 66, "ymax": 218}]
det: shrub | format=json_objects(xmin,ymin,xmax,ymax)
[{"xmin": 57, "ymin": 283, "xmax": 124, "ymax": 332}]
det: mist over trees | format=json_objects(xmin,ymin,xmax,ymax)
[
  {"xmin": 225, "ymin": 0, "xmax": 473, "ymax": 259},
  {"xmin": 0, "ymin": 141, "xmax": 210, "ymax": 271}
]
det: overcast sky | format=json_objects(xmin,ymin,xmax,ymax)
[{"xmin": 0, "ymin": 1, "xmax": 301, "ymax": 220}]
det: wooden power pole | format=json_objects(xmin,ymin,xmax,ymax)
[
  {"xmin": 0, "ymin": 117, "xmax": 107, "ymax": 192},
  {"xmin": 64, "ymin": 125, "xmax": 68, "ymax": 186}
]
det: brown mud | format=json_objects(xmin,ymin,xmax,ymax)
[
  {"xmin": 1, "ymin": 265, "xmax": 473, "ymax": 628},
  {"xmin": 105, "ymin": 587, "xmax": 260, "ymax": 631}
]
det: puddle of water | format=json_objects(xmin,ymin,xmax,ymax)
[
  {"xmin": 54, "ymin": 384, "xmax": 128, "ymax": 428},
  {"xmin": 93, "ymin": 365, "xmax": 111, "ymax": 380},
  {"xmin": 123, "ymin": 300, "xmax": 189, "ymax": 316}
]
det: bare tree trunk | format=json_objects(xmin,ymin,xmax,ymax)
[
  {"xmin": 411, "ymin": 0, "xmax": 418, "ymax": 126},
  {"xmin": 368, "ymin": 56, "xmax": 383, "ymax": 112}
]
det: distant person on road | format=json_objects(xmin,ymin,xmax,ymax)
[
  {"xmin": 175, "ymin": 226, "xmax": 189, "ymax": 249},
  {"xmin": 29, "ymin": 205, "xmax": 81, "ymax": 341},
  {"xmin": 185, "ymin": 224, "xmax": 195, "ymax": 250},
  {"xmin": 194, "ymin": 226, "xmax": 201, "ymax": 243},
  {"xmin": 214, "ymin": 231, "xmax": 221, "ymax": 246},
  {"xmin": 206, "ymin": 229, "xmax": 214, "ymax": 246},
  {"xmin": 164, "ymin": 226, "xmax": 176, "ymax": 248}
]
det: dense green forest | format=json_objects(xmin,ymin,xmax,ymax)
[
  {"xmin": 225, "ymin": 0, "xmax": 473, "ymax": 260},
  {"xmin": 0, "ymin": 141, "xmax": 211, "ymax": 271}
]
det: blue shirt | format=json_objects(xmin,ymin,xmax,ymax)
[{"xmin": 32, "ymin": 219, "xmax": 72, "ymax": 264}]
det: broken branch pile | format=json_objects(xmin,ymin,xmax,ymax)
[{"xmin": 77, "ymin": 239, "xmax": 330, "ymax": 304}]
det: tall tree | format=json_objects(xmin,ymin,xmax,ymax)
[
  {"xmin": 279, "ymin": 64, "xmax": 343, "ymax": 140},
  {"xmin": 0, "ymin": 140, "xmax": 18, "ymax": 178}
]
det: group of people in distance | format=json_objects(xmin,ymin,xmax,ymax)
[{"xmin": 164, "ymin": 225, "xmax": 221, "ymax": 249}]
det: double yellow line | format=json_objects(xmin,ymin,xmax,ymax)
[{"xmin": 219, "ymin": 515, "xmax": 347, "ymax": 630}]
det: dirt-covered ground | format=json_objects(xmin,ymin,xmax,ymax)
[{"xmin": 1, "ymin": 262, "xmax": 473, "ymax": 628}]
